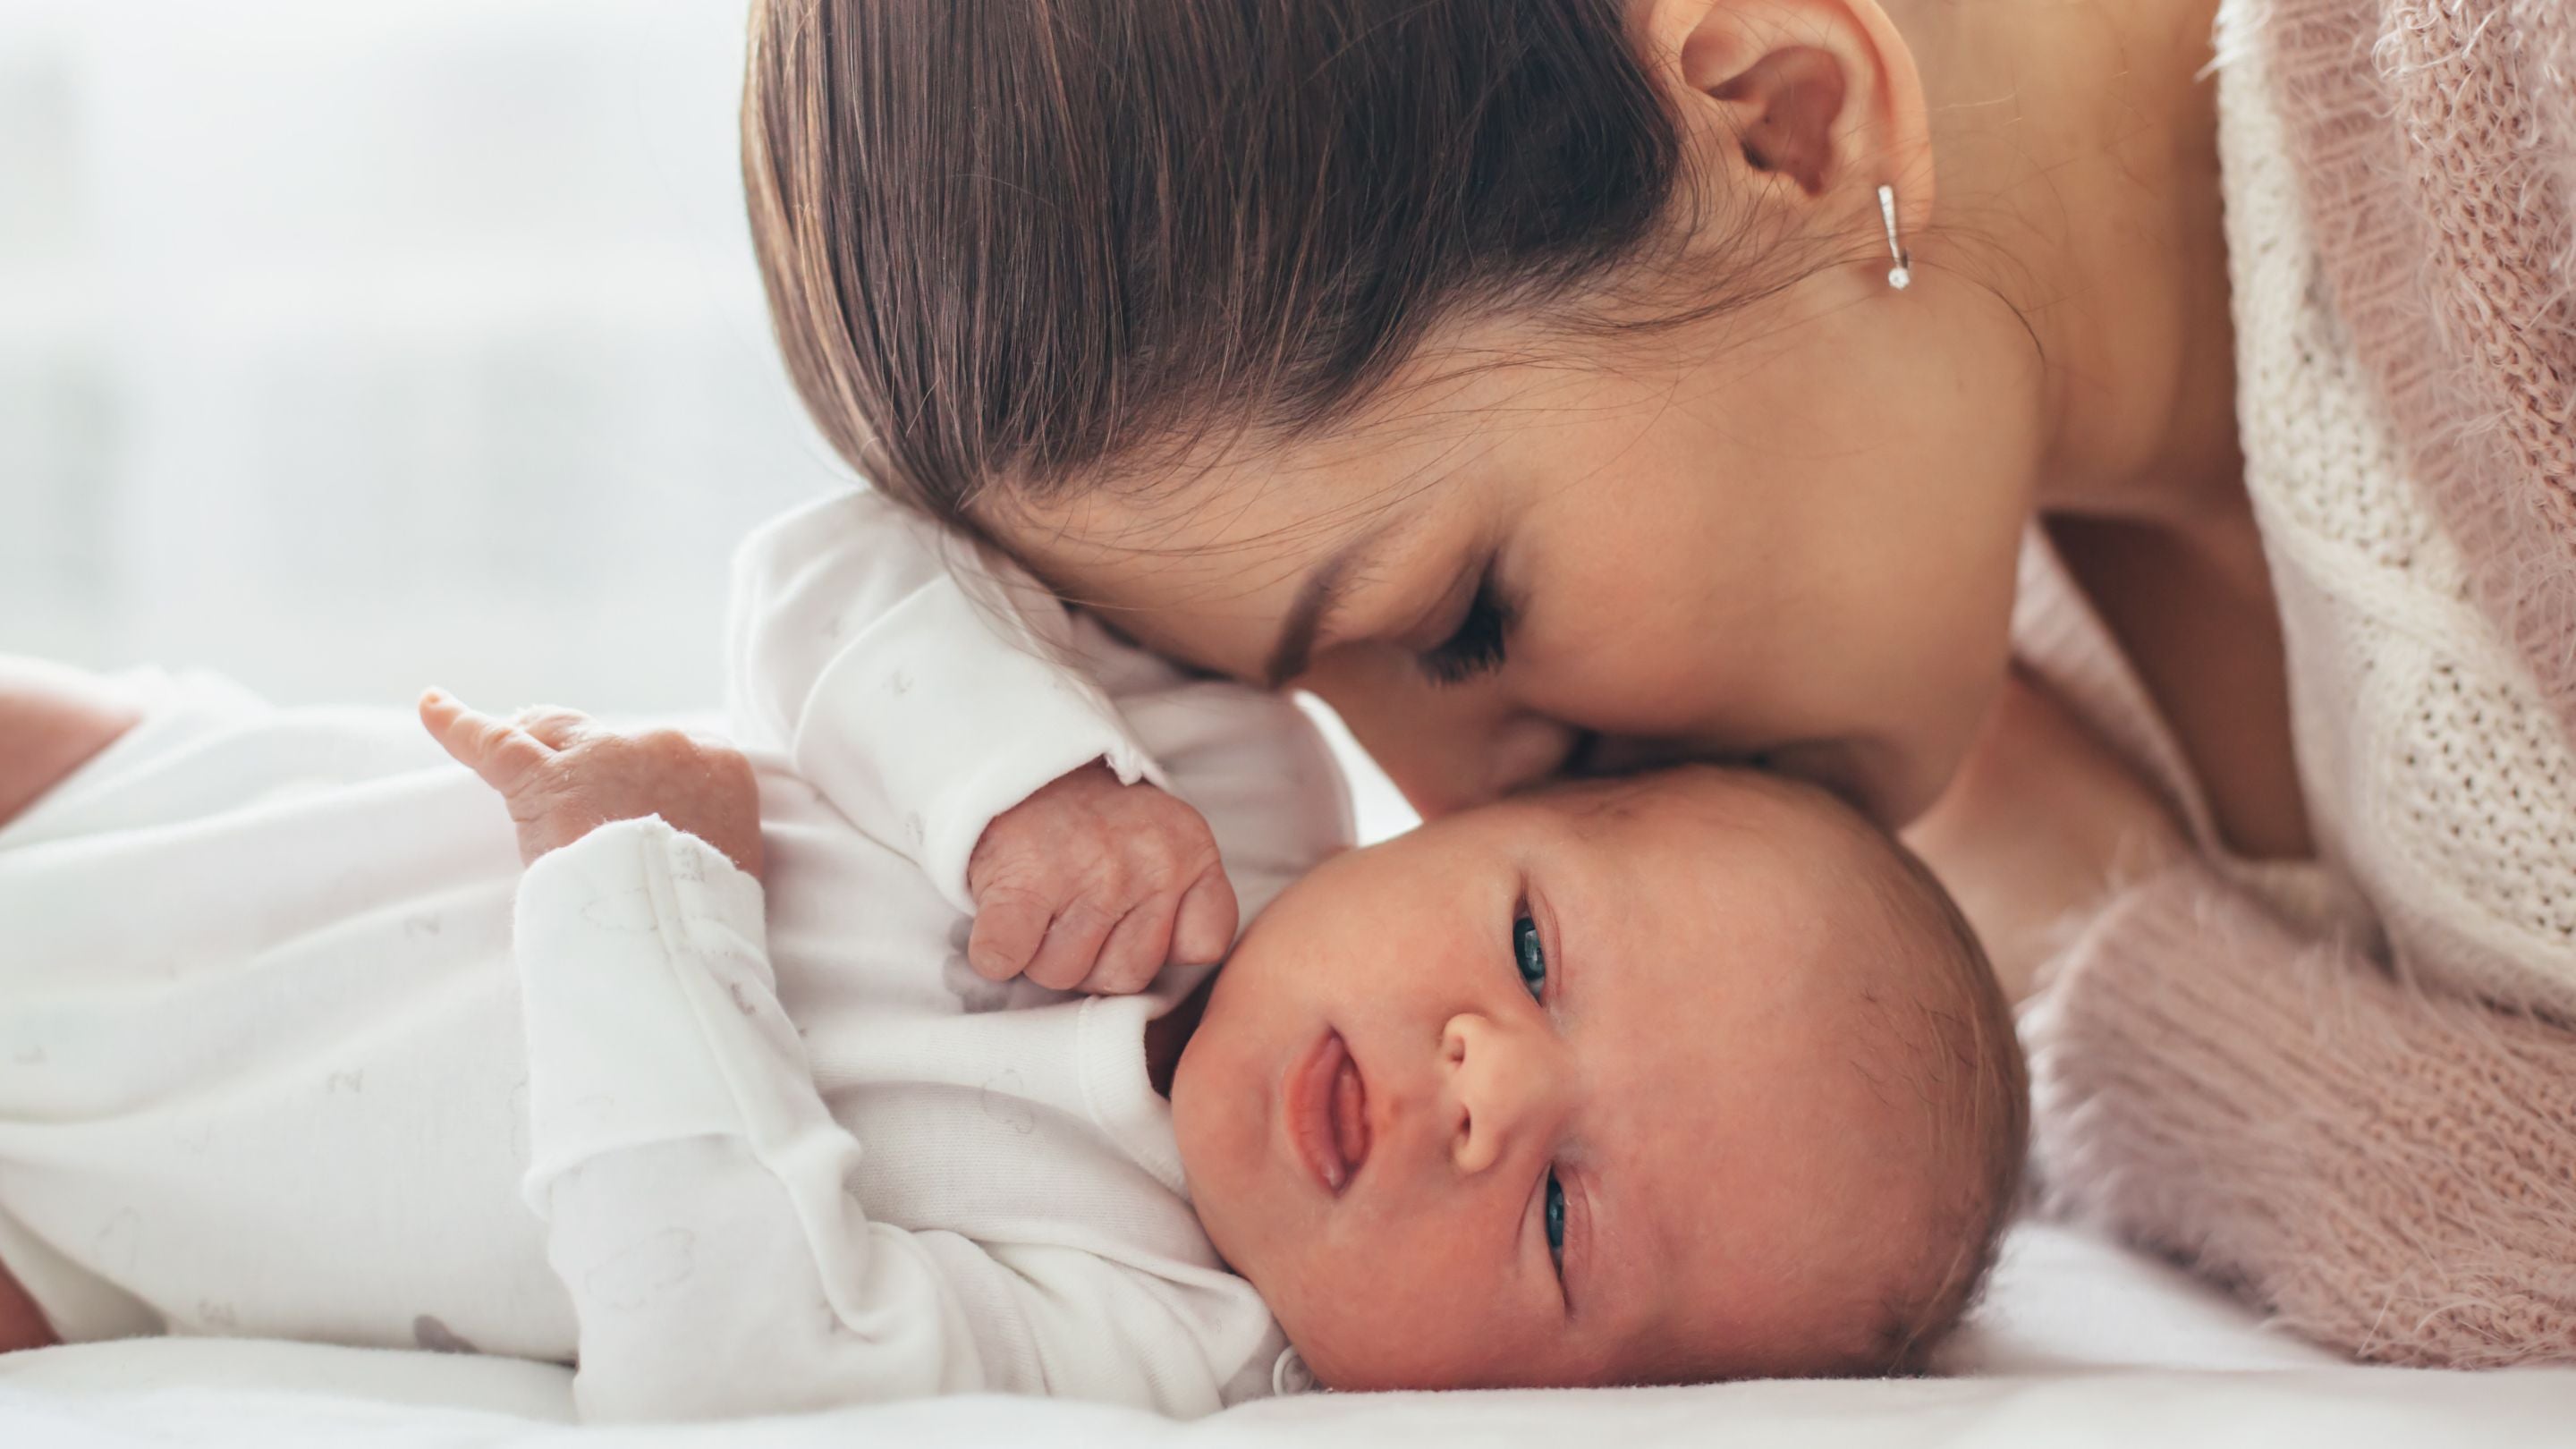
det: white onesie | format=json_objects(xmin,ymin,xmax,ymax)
[{"xmin": 0, "ymin": 489, "xmax": 1352, "ymax": 1419}]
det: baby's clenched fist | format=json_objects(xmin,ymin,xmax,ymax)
[
  {"xmin": 966, "ymin": 762, "xmax": 1237, "ymax": 995},
  {"xmin": 419, "ymin": 689, "xmax": 764, "ymax": 879}
]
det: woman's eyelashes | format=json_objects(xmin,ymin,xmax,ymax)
[{"xmin": 1417, "ymin": 574, "xmax": 1513, "ymax": 686}]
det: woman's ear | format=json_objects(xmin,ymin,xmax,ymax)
[{"xmin": 1637, "ymin": 0, "xmax": 1933, "ymax": 239}]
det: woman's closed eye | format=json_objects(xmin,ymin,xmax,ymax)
[{"xmin": 1418, "ymin": 574, "xmax": 1514, "ymax": 686}]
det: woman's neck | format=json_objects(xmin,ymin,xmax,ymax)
[
  {"xmin": 1894, "ymin": 0, "xmax": 2313, "ymax": 858},
  {"xmin": 1894, "ymin": 0, "xmax": 2242, "ymax": 533}
]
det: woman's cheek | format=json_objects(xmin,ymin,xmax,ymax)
[{"xmin": 1303, "ymin": 652, "xmax": 1518, "ymax": 813}]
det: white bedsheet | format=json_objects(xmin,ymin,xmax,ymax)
[{"xmin": 6, "ymin": 1222, "xmax": 2570, "ymax": 1447}]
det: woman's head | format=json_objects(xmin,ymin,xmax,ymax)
[{"xmin": 742, "ymin": 0, "xmax": 2071, "ymax": 825}]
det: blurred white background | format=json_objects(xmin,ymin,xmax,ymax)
[
  {"xmin": 1, "ymin": 0, "xmax": 839, "ymax": 714},
  {"xmin": 0, "ymin": 0, "xmax": 1412, "ymax": 833}
]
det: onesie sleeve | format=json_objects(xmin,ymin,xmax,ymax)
[
  {"xmin": 724, "ymin": 488, "xmax": 1163, "ymax": 912},
  {"xmin": 2025, "ymin": 858, "xmax": 2576, "ymax": 1367},
  {"xmin": 512, "ymin": 818, "xmax": 1229, "ymax": 1419}
]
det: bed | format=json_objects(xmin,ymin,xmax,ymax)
[{"xmin": 8, "ymin": 1221, "xmax": 2569, "ymax": 1447}]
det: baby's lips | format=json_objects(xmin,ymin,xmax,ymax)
[
  {"xmin": 1331, "ymin": 1052, "xmax": 1371, "ymax": 1181},
  {"xmin": 1292, "ymin": 1030, "xmax": 1358, "ymax": 1195}
]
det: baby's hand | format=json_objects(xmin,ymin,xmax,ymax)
[
  {"xmin": 965, "ymin": 762, "xmax": 1237, "ymax": 994},
  {"xmin": 419, "ymin": 689, "xmax": 764, "ymax": 879}
]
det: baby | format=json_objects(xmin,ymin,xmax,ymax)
[{"xmin": 0, "ymin": 491, "xmax": 2024, "ymax": 1417}]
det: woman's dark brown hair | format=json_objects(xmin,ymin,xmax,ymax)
[{"xmin": 741, "ymin": 0, "xmax": 1694, "ymax": 523}]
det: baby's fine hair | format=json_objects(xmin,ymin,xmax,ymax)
[
  {"xmin": 1587, "ymin": 770, "xmax": 2027, "ymax": 1382},
  {"xmin": 741, "ymin": 0, "xmax": 1784, "ymax": 521},
  {"xmin": 1852, "ymin": 825, "xmax": 2029, "ymax": 1374}
]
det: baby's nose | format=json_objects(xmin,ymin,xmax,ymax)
[{"xmin": 1440, "ymin": 1013, "xmax": 1561, "ymax": 1175}]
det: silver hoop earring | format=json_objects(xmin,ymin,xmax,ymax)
[{"xmin": 1877, "ymin": 183, "xmax": 1912, "ymax": 291}]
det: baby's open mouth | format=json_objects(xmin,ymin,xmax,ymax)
[{"xmin": 1291, "ymin": 1030, "xmax": 1372, "ymax": 1194}]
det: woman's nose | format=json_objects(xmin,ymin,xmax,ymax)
[
  {"xmin": 1376, "ymin": 711, "xmax": 1584, "ymax": 816},
  {"xmin": 1481, "ymin": 716, "xmax": 1582, "ymax": 799},
  {"xmin": 1301, "ymin": 656, "xmax": 1583, "ymax": 816},
  {"xmin": 1440, "ymin": 1013, "xmax": 1563, "ymax": 1175}
]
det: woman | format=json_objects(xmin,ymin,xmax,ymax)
[{"xmin": 741, "ymin": 0, "xmax": 2576, "ymax": 1364}]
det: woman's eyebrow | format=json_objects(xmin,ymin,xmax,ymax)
[
  {"xmin": 1262, "ymin": 504, "xmax": 1451, "ymax": 687},
  {"xmin": 1263, "ymin": 533, "xmax": 1380, "ymax": 688}
]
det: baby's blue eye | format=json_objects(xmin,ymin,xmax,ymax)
[
  {"xmin": 1544, "ymin": 1171, "xmax": 1566, "ymax": 1270},
  {"xmin": 1513, "ymin": 915, "xmax": 1546, "ymax": 999}
]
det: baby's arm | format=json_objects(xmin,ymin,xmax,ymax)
[
  {"xmin": 0, "ymin": 658, "xmax": 140, "ymax": 833},
  {"xmin": 727, "ymin": 489, "xmax": 1234, "ymax": 992},
  {"xmin": 421, "ymin": 694, "xmax": 1214, "ymax": 1416},
  {"xmin": 510, "ymin": 817, "xmax": 994, "ymax": 1418}
]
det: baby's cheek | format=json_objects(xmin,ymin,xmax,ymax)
[{"xmin": 1269, "ymin": 1216, "xmax": 1510, "ymax": 1392}]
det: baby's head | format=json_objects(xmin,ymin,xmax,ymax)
[{"xmin": 1171, "ymin": 767, "xmax": 2024, "ymax": 1390}]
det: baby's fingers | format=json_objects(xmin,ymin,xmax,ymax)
[
  {"xmin": 967, "ymin": 885, "xmax": 1052, "ymax": 983},
  {"xmin": 1021, "ymin": 900, "xmax": 1120, "ymax": 993},
  {"xmin": 510, "ymin": 705, "xmax": 594, "ymax": 751},
  {"xmin": 1080, "ymin": 899, "xmax": 1175, "ymax": 995},
  {"xmin": 419, "ymin": 688, "xmax": 552, "ymax": 796},
  {"xmin": 1169, "ymin": 868, "xmax": 1238, "ymax": 967}
]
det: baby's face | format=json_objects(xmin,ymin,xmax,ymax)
[{"xmin": 1172, "ymin": 768, "xmax": 1953, "ymax": 1390}]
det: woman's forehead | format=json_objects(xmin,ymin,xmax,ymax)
[
  {"xmin": 1004, "ymin": 419, "xmax": 1455, "ymax": 558},
  {"xmin": 990, "ymin": 335, "xmax": 1628, "ymax": 593},
  {"xmin": 989, "ymin": 448, "xmax": 1460, "ymax": 673}
]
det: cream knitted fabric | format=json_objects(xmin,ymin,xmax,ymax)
[
  {"xmin": 2267, "ymin": 0, "xmax": 2576, "ymax": 750},
  {"xmin": 2216, "ymin": 0, "xmax": 2576, "ymax": 1016}
]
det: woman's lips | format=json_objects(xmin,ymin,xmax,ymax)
[{"xmin": 1290, "ymin": 1030, "xmax": 1372, "ymax": 1194}]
